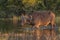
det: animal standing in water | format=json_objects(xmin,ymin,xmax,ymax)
[
  {"xmin": 21, "ymin": 11, "xmax": 55, "ymax": 28},
  {"xmin": 20, "ymin": 11, "xmax": 56, "ymax": 40}
]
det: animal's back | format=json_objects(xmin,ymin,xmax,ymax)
[{"xmin": 31, "ymin": 11, "xmax": 55, "ymax": 27}]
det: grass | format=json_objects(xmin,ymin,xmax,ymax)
[
  {"xmin": 56, "ymin": 17, "xmax": 60, "ymax": 26},
  {"xmin": 55, "ymin": 16, "xmax": 60, "ymax": 34}
]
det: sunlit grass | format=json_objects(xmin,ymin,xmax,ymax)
[
  {"xmin": 56, "ymin": 16, "xmax": 60, "ymax": 34},
  {"xmin": 56, "ymin": 16, "xmax": 60, "ymax": 26}
]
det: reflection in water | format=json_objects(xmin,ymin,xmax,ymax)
[
  {"xmin": 0, "ymin": 19, "xmax": 59, "ymax": 40},
  {"xmin": 0, "ymin": 29, "xmax": 59, "ymax": 40},
  {"xmin": 7, "ymin": 27, "xmax": 58, "ymax": 40}
]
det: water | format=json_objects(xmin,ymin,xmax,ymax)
[{"xmin": 0, "ymin": 18, "xmax": 60, "ymax": 40}]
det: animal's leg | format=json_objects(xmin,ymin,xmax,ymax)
[
  {"xmin": 51, "ymin": 20, "xmax": 55, "ymax": 29},
  {"xmin": 33, "ymin": 25, "xmax": 42, "ymax": 40},
  {"xmin": 33, "ymin": 22, "xmax": 40, "ymax": 29},
  {"xmin": 50, "ymin": 13, "xmax": 55, "ymax": 29},
  {"xmin": 44, "ymin": 21, "xmax": 50, "ymax": 27}
]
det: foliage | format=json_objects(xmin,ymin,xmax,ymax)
[{"xmin": 0, "ymin": 0, "xmax": 60, "ymax": 17}]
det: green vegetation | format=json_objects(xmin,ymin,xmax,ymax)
[
  {"xmin": 0, "ymin": 0, "xmax": 60, "ymax": 33},
  {"xmin": 0, "ymin": 19, "xmax": 13, "ymax": 33},
  {"xmin": 0, "ymin": 0, "xmax": 60, "ymax": 17},
  {"xmin": 56, "ymin": 17, "xmax": 60, "ymax": 26}
]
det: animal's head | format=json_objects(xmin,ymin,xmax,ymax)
[{"xmin": 20, "ymin": 13, "xmax": 32, "ymax": 26}]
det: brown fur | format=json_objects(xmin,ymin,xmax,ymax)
[
  {"xmin": 31, "ymin": 11, "xmax": 55, "ymax": 28},
  {"xmin": 20, "ymin": 11, "xmax": 56, "ymax": 40},
  {"xmin": 31, "ymin": 11, "xmax": 56, "ymax": 40},
  {"xmin": 21, "ymin": 11, "xmax": 55, "ymax": 28}
]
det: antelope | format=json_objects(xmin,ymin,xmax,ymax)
[
  {"xmin": 20, "ymin": 11, "xmax": 56, "ymax": 40},
  {"xmin": 21, "ymin": 11, "xmax": 55, "ymax": 28}
]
